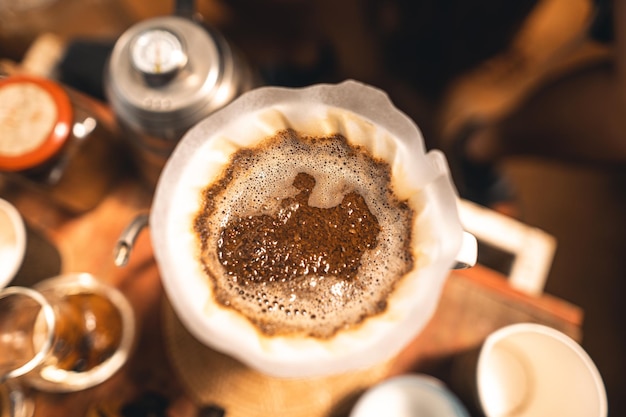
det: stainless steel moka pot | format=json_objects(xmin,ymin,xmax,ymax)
[{"xmin": 105, "ymin": 11, "xmax": 255, "ymax": 188}]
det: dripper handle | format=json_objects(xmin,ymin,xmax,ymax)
[
  {"xmin": 423, "ymin": 150, "xmax": 477, "ymax": 270},
  {"xmin": 453, "ymin": 231, "xmax": 478, "ymax": 269}
]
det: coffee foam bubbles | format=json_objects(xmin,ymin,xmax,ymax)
[{"xmin": 196, "ymin": 130, "xmax": 414, "ymax": 338}]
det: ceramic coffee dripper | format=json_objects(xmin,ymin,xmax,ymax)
[{"xmin": 116, "ymin": 80, "xmax": 476, "ymax": 379}]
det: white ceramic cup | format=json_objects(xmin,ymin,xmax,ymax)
[
  {"xmin": 477, "ymin": 323, "xmax": 607, "ymax": 417},
  {"xmin": 350, "ymin": 374, "xmax": 470, "ymax": 417},
  {"xmin": 0, "ymin": 198, "xmax": 26, "ymax": 289}
]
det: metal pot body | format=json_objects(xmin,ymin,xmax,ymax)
[{"xmin": 105, "ymin": 16, "xmax": 255, "ymax": 187}]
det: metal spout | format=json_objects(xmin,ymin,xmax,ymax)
[{"xmin": 113, "ymin": 214, "xmax": 150, "ymax": 267}]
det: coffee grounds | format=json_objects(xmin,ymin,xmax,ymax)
[{"xmin": 218, "ymin": 172, "xmax": 381, "ymax": 283}]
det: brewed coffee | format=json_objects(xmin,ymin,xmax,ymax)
[{"xmin": 194, "ymin": 129, "xmax": 414, "ymax": 338}]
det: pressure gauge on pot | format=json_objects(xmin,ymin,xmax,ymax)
[{"xmin": 130, "ymin": 28, "xmax": 188, "ymax": 85}]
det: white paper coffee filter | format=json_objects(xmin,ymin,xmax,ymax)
[{"xmin": 151, "ymin": 80, "xmax": 464, "ymax": 378}]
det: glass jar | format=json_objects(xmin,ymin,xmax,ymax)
[{"xmin": 0, "ymin": 74, "xmax": 122, "ymax": 214}]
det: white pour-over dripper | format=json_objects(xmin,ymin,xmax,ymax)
[{"xmin": 134, "ymin": 80, "xmax": 476, "ymax": 378}]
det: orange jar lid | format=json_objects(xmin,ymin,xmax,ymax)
[{"xmin": 0, "ymin": 75, "xmax": 73, "ymax": 171}]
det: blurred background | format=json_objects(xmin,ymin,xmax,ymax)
[{"xmin": 1, "ymin": 0, "xmax": 624, "ymax": 415}]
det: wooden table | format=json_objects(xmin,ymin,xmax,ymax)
[{"xmin": 0, "ymin": 170, "xmax": 583, "ymax": 417}]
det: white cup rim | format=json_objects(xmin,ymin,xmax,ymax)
[
  {"xmin": 0, "ymin": 198, "xmax": 27, "ymax": 289},
  {"xmin": 476, "ymin": 323, "xmax": 607, "ymax": 417},
  {"xmin": 349, "ymin": 374, "xmax": 470, "ymax": 417}
]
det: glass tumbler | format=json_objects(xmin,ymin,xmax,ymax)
[{"xmin": 0, "ymin": 273, "xmax": 135, "ymax": 392}]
